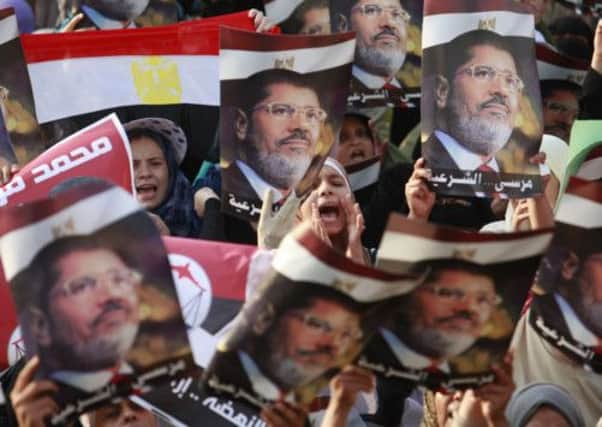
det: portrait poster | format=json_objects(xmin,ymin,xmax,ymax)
[
  {"xmin": 363, "ymin": 213, "xmax": 552, "ymax": 390},
  {"xmin": 0, "ymin": 114, "xmax": 134, "ymax": 210},
  {"xmin": 0, "ymin": 180, "xmax": 195, "ymax": 425},
  {"xmin": 219, "ymin": 27, "xmax": 355, "ymax": 221},
  {"xmin": 421, "ymin": 0, "xmax": 545, "ymax": 198},
  {"xmin": 529, "ymin": 178, "xmax": 602, "ymax": 373},
  {"xmin": 0, "ymin": 8, "xmax": 46, "ymax": 164},
  {"xmin": 329, "ymin": 0, "xmax": 423, "ymax": 108},
  {"xmin": 265, "ymin": 0, "xmax": 331, "ymax": 35},
  {"xmin": 203, "ymin": 224, "xmax": 418, "ymax": 408},
  {"xmin": 20, "ymin": 11, "xmax": 268, "ymax": 178}
]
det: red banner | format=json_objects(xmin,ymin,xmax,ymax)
[{"xmin": 0, "ymin": 114, "xmax": 134, "ymax": 208}]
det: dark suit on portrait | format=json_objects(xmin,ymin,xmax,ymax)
[
  {"xmin": 529, "ymin": 293, "xmax": 602, "ymax": 373},
  {"xmin": 222, "ymin": 161, "xmax": 260, "ymax": 205}
]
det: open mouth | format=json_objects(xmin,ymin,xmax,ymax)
[
  {"xmin": 350, "ymin": 148, "xmax": 366, "ymax": 162},
  {"xmin": 136, "ymin": 183, "xmax": 157, "ymax": 201},
  {"xmin": 318, "ymin": 204, "xmax": 341, "ymax": 223}
]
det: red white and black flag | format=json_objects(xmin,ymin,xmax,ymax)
[{"xmin": 20, "ymin": 12, "xmax": 270, "ymax": 172}]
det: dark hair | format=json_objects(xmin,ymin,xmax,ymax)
[
  {"xmin": 549, "ymin": 15, "xmax": 594, "ymax": 45},
  {"xmin": 237, "ymin": 68, "xmax": 321, "ymax": 113},
  {"xmin": 540, "ymin": 79, "xmax": 581, "ymax": 101},
  {"xmin": 11, "ymin": 236, "xmax": 130, "ymax": 313},
  {"xmin": 443, "ymin": 29, "xmax": 519, "ymax": 82},
  {"xmin": 280, "ymin": 0, "xmax": 329, "ymax": 34}
]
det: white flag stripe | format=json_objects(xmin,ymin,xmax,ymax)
[
  {"xmin": 556, "ymin": 193, "xmax": 602, "ymax": 228},
  {"xmin": 220, "ymin": 40, "xmax": 356, "ymax": 81},
  {"xmin": 378, "ymin": 232, "xmax": 552, "ymax": 265},
  {"xmin": 273, "ymin": 235, "xmax": 418, "ymax": 301},
  {"xmin": 576, "ymin": 157, "xmax": 602, "ymax": 181},
  {"xmin": 0, "ymin": 14, "xmax": 17, "ymax": 45},
  {"xmin": 265, "ymin": 0, "xmax": 305, "ymax": 24},
  {"xmin": 422, "ymin": 12, "xmax": 534, "ymax": 49},
  {"xmin": 29, "ymin": 55, "xmax": 219, "ymax": 124},
  {"xmin": 537, "ymin": 60, "xmax": 586, "ymax": 85},
  {"xmin": 0, "ymin": 187, "xmax": 138, "ymax": 280}
]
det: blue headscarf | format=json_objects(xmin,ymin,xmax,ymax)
[{"xmin": 128, "ymin": 127, "xmax": 201, "ymax": 238}]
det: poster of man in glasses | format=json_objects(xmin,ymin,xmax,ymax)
[
  {"xmin": 361, "ymin": 214, "xmax": 552, "ymax": 390},
  {"xmin": 219, "ymin": 27, "xmax": 355, "ymax": 221},
  {"xmin": 529, "ymin": 179, "xmax": 602, "ymax": 373},
  {"xmin": 420, "ymin": 0, "xmax": 545, "ymax": 198},
  {"xmin": 0, "ymin": 180, "xmax": 194, "ymax": 424},
  {"xmin": 203, "ymin": 224, "xmax": 418, "ymax": 407},
  {"xmin": 329, "ymin": 0, "xmax": 423, "ymax": 108}
]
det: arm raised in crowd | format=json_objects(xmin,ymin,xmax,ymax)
[
  {"xmin": 405, "ymin": 158, "xmax": 436, "ymax": 222},
  {"xmin": 580, "ymin": 19, "xmax": 602, "ymax": 119}
]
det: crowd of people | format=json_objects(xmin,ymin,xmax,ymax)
[{"xmin": 0, "ymin": 0, "xmax": 601, "ymax": 426}]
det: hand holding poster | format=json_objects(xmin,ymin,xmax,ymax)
[
  {"xmin": 421, "ymin": 0, "xmax": 545, "ymax": 198},
  {"xmin": 219, "ymin": 27, "xmax": 355, "ymax": 221},
  {"xmin": 529, "ymin": 178, "xmax": 602, "ymax": 373},
  {"xmin": 0, "ymin": 180, "xmax": 194, "ymax": 425},
  {"xmin": 363, "ymin": 214, "xmax": 552, "ymax": 390},
  {"xmin": 0, "ymin": 113, "xmax": 134, "ymax": 209},
  {"xmin": 203, "ymin": 223, "xmax": 418, "ymax": 407}
]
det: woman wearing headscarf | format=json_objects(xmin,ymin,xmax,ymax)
[
  {"xmin": 125, "ymin": 117, "xmax": 202, "ymax": 238},
  {"xmin": 505, "ymin": 382, "xmax": 585, "ymax": 427}
]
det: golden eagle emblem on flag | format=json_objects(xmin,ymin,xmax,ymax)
[{"xmin": 131, "ymin": 56, "xmax": 183, "ymax": 104}]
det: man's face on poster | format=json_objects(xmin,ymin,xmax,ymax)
[
  {"xmin": 238, "ymin": 82, "xmax": 324, "ymax": 190},
  {"xmin": 408, "ymin": 269, "xmax": 498, "ymax": 358},
  {"xmin": 44, "ymin": 248, "xmax": 140, "ymax": 370},
  {"xmin": 442, "ymin": 44, "xmax": 522, "ymax": 158},
  {"xmin": 543, "ymin": 89, "xmax": 579, "ymax": 142},
  {"xmin": 85, "ymin": 0, "xmax": 150, "ymax": 21},
  {"xmin": 350, "ymin": 0, "xmax": 408, "ymax": 78},
  {"xmin": 577, "ymin": 252, "xmax": 602, "ymax": 336},
  {"xmin": 266, "ymin": 299, "xmax": 362, "ymax": 386}
]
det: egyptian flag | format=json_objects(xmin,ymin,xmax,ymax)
[
  {"xmin": 536, "ymin": 43, "xmax": 589, "ymax": 85},
  {"xmin": 20, "ymin": 11, "xmax": 275, "ymax": 176}
]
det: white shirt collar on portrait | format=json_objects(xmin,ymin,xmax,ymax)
[
  {"xmin": 435, "ymin": 130, "xmax": 500, "ymax": 172},
  {"xmin": 51, "ymin": 362, "xmax": 134, "ymax": 393},
  {"xmin": 238, "ymin": 350, "xmax": 294, "ymax": 402},
  {"xmin": 236, "ymin": 160, "xmax": 284, "ymax": 203},
  {"xmin": 554, "ymin": 293, "xmax": 599, "ymax": 347},
  {"xmin": 352, "ymin": 65, "xmax": 402, "ymax": 90},
  {"xmin": 380, "ymin": 327, "xmax": 450, "ymax": 372},
  {"xmin": 81, "ymin": 5, "xmax": 137, "ymax": 30}
]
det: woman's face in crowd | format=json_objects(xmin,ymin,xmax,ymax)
[
  {"xmin": 131, "ymin": 136, "xmax": 169, "ymax": 210},
  {"xmin": 300, "ymin": 166, "xmax": 351, "ymax": 236},
  {"xmin": 336, "ymin": 116, "xmax": 376, "ymax": 167}
]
